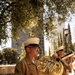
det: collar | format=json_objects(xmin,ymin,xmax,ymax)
[{"xmin": 25, "ymin": 56, "xmax": 36, "ymax": 65}]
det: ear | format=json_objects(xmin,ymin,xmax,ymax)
[{"xmin": 26, "ymin": 47, "xmax": 31, "ymax": 52}]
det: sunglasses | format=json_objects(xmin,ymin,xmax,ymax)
[{"xmin": 28, "ymin": 46, "xmax": 40, "ymax": 52}]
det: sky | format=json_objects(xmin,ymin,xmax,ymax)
[{"xmin": 0, "ymin": 24, "xmax": 12, "ymax": 50}]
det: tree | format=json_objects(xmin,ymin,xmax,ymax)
[
  {"xmin": 72, "ymin": 43, "xmax": 75, "ymax": 51},
  {"xmin": 63, "ymin": 28, "xmax": 67, "ymax": 52},
  {"xmin": 19, "ymin": 49, "xmax": 26, "ymax": 61},
  {"xmin": 60, "ymin": 33, "xmax": 62, "ymax": 46},
  {"xmin": 54, "ymin": 39, "xmax": 57, "ymax": 51},
  {"xmin": 58, "ymin": 35, "xmax": 60, "ymax": 47},
  {"xmin": 3, "ymin": 48, "xmax": 19, "ymax": 64},
  {"xmin": 0, "ymin": 50, "xmax": 3, "ymax": 64},
  {"xmin": 48, "ymin": 46, "xmax": 51, "ymax": 56},
  {"xmin": 0, "ymin": 0, "xmax": 75, "ymax": 43},
  {"xmin": 68, "ymin": 24, "xmax": 74, "ymax": 52}
]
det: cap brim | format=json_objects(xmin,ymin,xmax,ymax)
[
  {"xmin": 25, "ymin": 44, "xmax": 40, "ymax": 48},
  {"xmin": 56, "ymin": 49, "xmax": 64, "ymax": 52},
  {"xmin": 28, "ymin": 44, "xmax": 39, "ymax": 47}
]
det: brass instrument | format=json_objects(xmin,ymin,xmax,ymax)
[
  {"xmin": 37, "ymin": 56, "xmax": 63, "ymax": 75},
  {"xmin": 37, "ymin": 52, "xmax": 74, "ymax": 75}
]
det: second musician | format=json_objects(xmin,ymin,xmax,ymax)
[{"xmin": 52, "ymin": 46, "xmax": 73, "ymax": 75}]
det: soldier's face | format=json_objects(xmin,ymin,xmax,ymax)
[
  {"xmin": 28, "ymin": 46, "xmax": 40, "ymax": 57},
  {"xmin": 57, "ymin": 50, "xmax": 65, "ymax": 57}
]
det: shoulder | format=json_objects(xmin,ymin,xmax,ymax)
[
  {"xmin": 14, "ymin": 58, "xmax": 27, "ymax": 74},
  {"xmin": 16, "ymin": 58, "xmax": 27, "ymax": 67}
]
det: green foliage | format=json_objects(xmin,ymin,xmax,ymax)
[
  {"xmin": 73, "ymin": 43, "xmax": 75, "ymax": 51},
  {"xmin": 11, "ymin": 0, "xmax": 43, "ymax": 41},
  {"xmin": 19, "ymin": 49, "xmax": 26, "ymax": 61},
  {"xmin": 3, "ymin": 48, "xmax": 19, "ymax": 64},
  {"xmin": 0, "ymin": 0, "xmax": 75, "ymax": 43}
]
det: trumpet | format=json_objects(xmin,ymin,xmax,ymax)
[
  {"xmin": 56, "ymin": 51, "xmax": 74, "ymax": 73},
  {"xmin": 61, "ymin": 51, "xmax": 74, "ymax": 60},
  {"xmin": 56, "ymin": 51, "xmax": 74, "ymax": 63}
]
